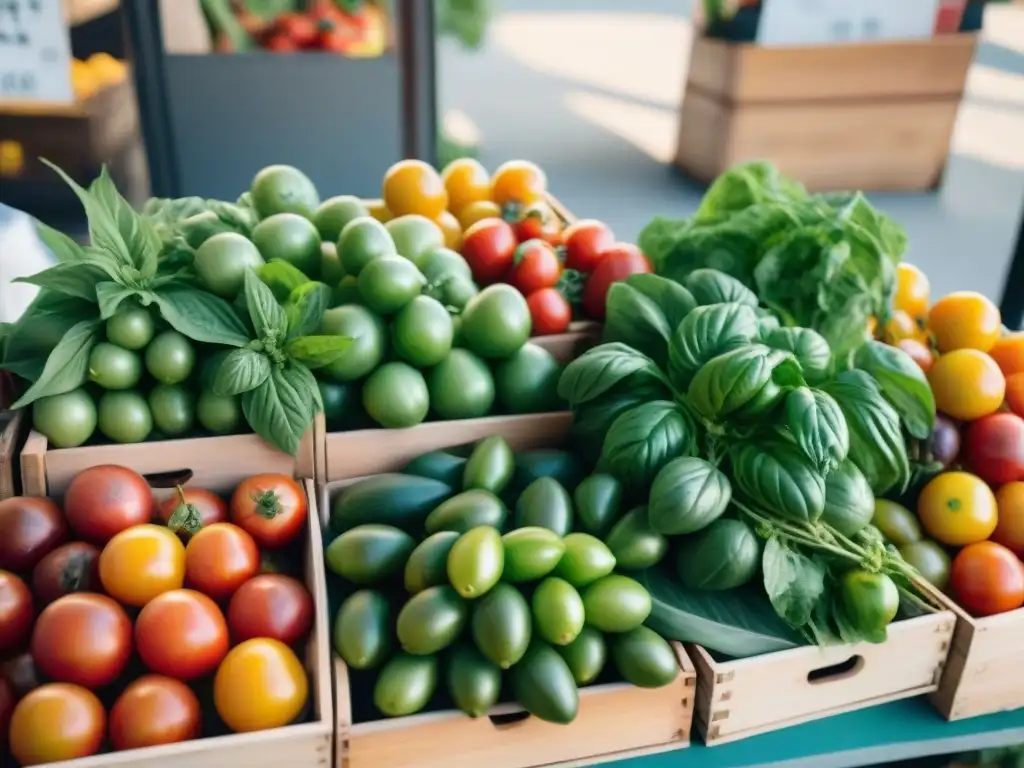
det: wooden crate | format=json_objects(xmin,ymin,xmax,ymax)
[
  {"xmin": 691, "ymin": 609, "xmax": 956, "ymax": 745},
  {"xmin": 530, "ymin": 320, "xmax": 602, "ymax": 361},
  {"xmin": 674, "ymin": 34, "xmax": 978, "ymax": 192},
  {"xmin": 18, "ymin": 444, "xmax": 333, "ymax": 768},
  {"xmin": 1, "ymin": 410, "xmax": 29, "ymax": 500}
]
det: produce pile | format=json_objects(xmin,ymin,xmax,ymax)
[
  {"xmin": 326, "ymin": 436, "xmax": 679, "ymax": 723},
  {"xmin": 0, "ymin": 468, "xmax": 314, "ymax": 765}
]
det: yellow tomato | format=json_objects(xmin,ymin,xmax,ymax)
[
  {"xmin": 927, "ymin": 291, "xmax": 1002, "ymax": 353},
  {"xmin": 362, "ymin": 198, "xmax": 392, "ymax": 223},
  {"xmin": 457, "ymin": 199, "xmax": 502, "ymax": 230},
  {"xmin": 1007, "ymin": 372, "xmax": 1024, "ymax": 418},
  {"xmin": 382, "ymin": 160, "xmax": 448, "ymax": 219},
  {"xmin": 993, "ymin": 482, "xmax": 1024, "ymax": 558},
  {"xmin": 882, "ymin": 309, "xmax": 927, "ymax": 345},
  {"xmin": 8, "ymin": 684, "xmax": 105, "ymax": 765},
  {"xmin": 490, "ymin": 160, "xmax": 547, "ymax": 208},
  {"xmin": 989, "ymin": 332, "xmax": 1024, "ymax": 378},
  {"xmin": 894, "ymin": 263, "xmax": 930, "ymax": 319},
  {"xmin": 435, "ymin": 209, "xmax": 463, "ymax": 251},
  {"xmin": 917, "ymin": 471, "xmax": 998, "ymax": 546},
  {"xmin": 866, "ymin": 316, "xmax": 879, "ymax": 340},
  {"xmin": 927, "ymin": 349, "xmax": 1005, "ymax": 422},
  {"xmin": 441, "ymin": 158, "xmax": 490, "ymax": 215},
  {"xmin": 99, "ymin": 524, "xmax": 185, "ymax": 607},
  {"xmin": 214, "ymin": 639, "xmax": 308, "ymax": 733}
]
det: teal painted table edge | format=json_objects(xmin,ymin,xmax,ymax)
[{"xmin": 601, "ymin": 698, "xmax": 1024, "ymax": 768}]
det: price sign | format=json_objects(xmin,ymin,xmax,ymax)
[
  {"xmin": 0, "ymin": 0, "xmax": 73, "ymax": 103},
  {"xmin": 757, "ymin": 0, "xmax": 940, "ymax": 46}
]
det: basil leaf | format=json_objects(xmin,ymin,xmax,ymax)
[
  {"xmin": 35, "ymin": 220, "xmax": 84, "ymax": 263},
  {"xmin": 81, "ymin": 248, "xmax": 132, "ymax": 282},
  {"xmin": 648, "ymin": 456, "xmax": 731, "ymax": 535},
  {"xmin": 242, "ymin": 362, "xmax": 319, "ymax": 455},
  {"xmin": 598, "ymin": 401, "xmax": 695, "ymax": 491},
  {"xmin": 557, "ymin": 343, "xmax": 665, "ymax": 406},
  {"xmin": 762, "ymin": 537, "xmax": 826, "ymax": 630},
  {"xmin": 95, "ymin": 282, "xmax": 139, "ymax": 319},
  {"xmin": 208, "ymin": 200, "xmax": 259, "ymax": 237},
  {"xmin": 569, "ymin": 375, "xmax": 672, "ymax": 466},
  {"xmin": 154, "ymin": 284, "xmax": 250, "ymax": 347},
  {"xmin": 603, "ymin": 283, "xmax": 672, "ymax": 367},
  {"xmin": 687, "ymin": 344, "xmax": 799, "ymax": 423},
  {"xmin": 11, "ymin": 318, "xmax": 101, "ymax": 408},
  {"xmin": 286, "ymin": 335, "xmax": 355, "ymax": 369},
  {"xmin": 821, "ymin": 460, "xmax": 874, "ymax": 537},
  {"xmin": 214, "ymin": 348, "xmax": 271, "ymax": 396},
  {"xmin": 785, "ymin": 387, "xmax": 849, "ymax": 474},
  {"xmin": 624, "ymin": 273, "xmax": 697, "ymax": 333},
  {"xmin": 668, "ymin": 302, "xmax": 758, "ymax": 388},
  {"xmin": 0, "ymin": 293, "xmax": 97, "ymax": 381},
  {"xmin": 260, "ymin": 260, "xmax": 310, "ymax": 302},
  {"xmin": 732, "ymin": 441, "xmax": 827, "ymax": 523},
  {"xmin": 765, "ymin": 327, "xmax": 833, "ymax": 384},
  {"xmin": 14, "ymin": 262, "xmax": 105, "ymax": 303},
  {"xmin": 90, "ymin": 166, "xmax": 161, "ymax": 276},
  {"xmin": 244, "ymin": 270, "xmax": 288, "ymax": 341},
  {"xmin": 285, "ymin": 281, "xmax": 331, "ymax": 339},
  {"xmin": 684, "ymin": 268, "xmax": 759, "ymax": 308},
  {"xmin": 854, "ymin": 340, "xmax": 935, "ymax": 440}
]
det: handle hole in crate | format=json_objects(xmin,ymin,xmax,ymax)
[
  {"xmin": 489, "ymin": 710, "xmax": 531, "ymax": 728},
  {"xmin": 145, "ymin": 469, "xmax": 195, "ymax": 488},
  {"xmin": 807, "ymin": 654, "xmax": 864, "ymax": 684}
]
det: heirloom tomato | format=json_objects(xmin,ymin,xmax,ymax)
[
  {"xmin": 109, "ymin": 675, "xmax": 202, "ymax": 750},
  {"xmin": 950, "ymin": 541, "xmax": 1024, "ymax": 616},
  {"xmin": 0, "ymin": 496, "xmax": 67, "ymax": 572},
  {"xmin": 8, "ymin": 684, "xmax": 105, "ymax": 765},
  {"xmin": 31, "ymin": 594, "xmax": 132, "ymax": 688},
  {"xmin": 964, "ymin": 412, "xmax": 1024, "ymax": 486},
  {"xmin": 158, "ymin": 488, "xmax": 229, "ymax": 539},
  {"xmin": 63, "ymin": 465, "xmax": 153, "ymax": 544},
  {"xmin": 214, "ymin": 639, "xmax": 308, "ymax": 733},
  {"xmin": 135, "ymin": 589, "xmax": 229, "ymax": 680},
  {"xmin": 227, "ymin": 574, "xmax": 314, "ymax": 645},
  {"xmin": 230, "ymin": 474, "xmax": 308, "ymax": 549},
  {"xmin": 185, "ymin": 523, "xmax": 260, "ymax": 600},
  {"xmin": 99, "ymin": 524, "xmax": 186, "ymax": 607},
  {"xmin": 917, "ymin": 472, "xmax": 998, "ymax": 546}
]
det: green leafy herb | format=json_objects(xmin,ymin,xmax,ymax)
[
  {"xmin": 731, "ymin": 442, "xmax": 826, "ymax": 524},
  {"xmin": 854, "ymin": 340, "xmax": 936, "ymax": 440},
  {"xmin": 557, "ymin": 343, "xmax": 666, "ymax": 407},
  {"xmin": 598, "ymin": 401, "xmax": 695, "ymax": 492},
  {"xmin": 784, "ymin": 387, "xmax": 849, "ymax": 474},
  {"xmin": 762, "ymin": 537, "xmax": 826, "ymax": 629},
  {"xmin": 602, "ymin": 282, "xmax": 673, "ymax": 367},
  {"xmin": 667, "ymin": 302, "xmax": 759, "ymax": 387},
  {"xmin": 10, "ymin": 318, "xmax": 101, "ymax": 408}
]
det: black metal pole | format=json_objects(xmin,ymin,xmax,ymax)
[
  {"xmin": 396, "ymin": 0, "xmax": 437, "ymax": 164},
  {"xmin": 1001, "ymin": 203, "xmax": 1024, "ymax": 331}
]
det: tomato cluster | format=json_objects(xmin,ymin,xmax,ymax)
[
  {"xmin": 880, "ymin": 266, "xmax": 1024, "ymax": 617},
  {"xmin": 0, "ymin": 467, "xmax": 313, "ymax": 765}
]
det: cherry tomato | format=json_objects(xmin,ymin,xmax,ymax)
[
  {"xmin": 158, "ymin": 488, "xmax": 229, "ymax": 540},
  {"xmin": 0, "ymin": 677, "xmax": 12, "ymax": 749},
  {"xmin": 527, "ymin": 288, "xmax": 572, "ymax": 336},
  {"xmin": 274, "ymin": 12, "xmax": 319, "ymax": 47},
  {"xmin": 109, "ymin": 675, "xmax": 202, "ymax": 750},
  {"xmin": 214, "ymin": 638, "xmax": 308, "ymax": 733},
  {"xmin": 383, "ymin": 159, "xmax": 448, "ymax": 219},
  {"xmin": 990, "ymin": 332, "xmax": 1024, "ymax": 378},
  {"xmin": 136, "ymin": 589, "xmax": 229, "ymax": 680},
  {"xmin": 512, "ymin": 201, "xmax": 562, "ymax": 245},
  {"xmin": 228, "ymin": 574, "xmax": 314, "ymax": 645},
  {"xmin": 993, "ymin": 482, "xmax": 1024, "ymax": 557},
  {"xmin": 563, "ymin": 219, "xmax": 614, "ymax": 273},
  {"xmin": 895, "ymin": 338, "xmax": 935, "ymax": 374},
  {"xmin": 31, "ymin": 542, "xmax": 101, "ymax": 605},
  {"xmin": 2, "ymin": 653, "xmax": 41, "ymax": 698},
  {"xmin": 64, "ymin": 465, "xmax": 154, "ymax": 545},
  {"xmin": 99, "ymin": 524, "xmax": 186, "ymax": 607},
  {"xmin": 964, "ymin": 412, "xmax": 1024, "ymax": 486},
  {"xmin": 950, "ymin": 541, "xmax": 1024, "ymax": 617},
  {"xmin": 928, "ymin": 291, "xmax": 1002, "ymax": 353},
  {"xmin": 460, "ymin": 218, "xmax": 517, "ymax": 284},
  {"xmin": 435, "ymin": 209, "xmax": 463, "ymax": 251},
  {"xmin": 230, "ymin": 474, "xmax": 307, "ymax": 550},
  {"xmin": 582, "ymin": 244, "xmax": 652, "ymax": 319},
  {"xmin": 9, "ymin": 683, "xmax": 105, "ymax": 765},
  {"xmin": 457, "ymin": 200, "xmax": 502, "ymax": 230},
  {"xmin": 1008, "ymin": 372, "xmax": 1024, "ymax": 418},
  {"xmin": 928, "ymin": 349, "xmax": 1005, "ymax": 422},
  {"xmin": 509, "ymin": 239, "xmax": 561, "ymax": 295},
  {"xmin": 0, "ymin": 570, "xmax": 33, "ymax": 655},
  {"xmin": 31, "ymin": 593, "xmax": 132, "ymax": 687},
  {"xmin": 185, "ymin": 523, "xmax": 260, "ymax": 601},
  {"xmin": 883, "ymin": 309, "xmax": 927, "ymax": 345},
  {"xmin": 894, "ymin": 262, "xmax": 931, "ymax": 320},
  {"xmin": 917, "ymin": 471, "xmax": 998, "ymax": 547},
  {"xmin": 490, "ymin": 160, "xmax": 547, "ymax": 209},
  {"xmin": 441, "ymin": 158, "xmax": 490, "ymax": 215},
  {"xmin": 0, "ymin": 496, "xmax": 68, "ymax": 573},
  {"xmin": 265, "ymin": 33, "xmax": 300, "ymax": 52}
]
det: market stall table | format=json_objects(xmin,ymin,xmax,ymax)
[{"xmin": 1000, "ymin": 202, "xmax": 1024, "ymax": 331}]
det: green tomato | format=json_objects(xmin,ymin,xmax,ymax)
[
  {"xmin": 899, "ymin": 540, "xmax": 951, "ymax": 592},
  {"xmin": 839, "ymin": 570, "xmax": 900, "ymax": 634},
  {"xmin": 392, "ymin": 296, "xmax": 453, "ymax": 368},
  {"xmin": 493, "ymin": 343, "xmax": 562, "ymax": 414},
  {"xmin": 871, "ymin": 500, "xmax": 922, "ymax": 547},
  {"xmin": 338, "ymin": 217, "xmax": 396, "ymax": 277},
  {"xmin": 32, "ymin": 389, "xmax": 97, "ymax": 448},
  {"xmin": 357, "ymin": 256, "xmax": 425, "ymax": 316},
  {"xmin": 428, "ymin": 349, "xmax": 494, "ymax": 420},
  {"xmin": 250, "ymin": 164, "xmax": 320, "ymax": 219},
  {"xmin": 460, "ymin": 284, "xmax": 531, "ymax": 359},
  {"xmin": 320, "ymin": 243, "xmax": 346, "ymax": 287},
  {"xmin": 333, "ymin": 275, "xmax": 362, "ymax": 307},
  {"xmin": 424, "ymin": 274, "xmax": 478, "ymax": 313},
  {"xmin": 196, "ymin": 390, "xmax": 242, "ymax": 434},
  {"xmin": 88, "ymin": 342, "xmax": 142, "ymax": 390},
  {"xmin": 98, "ymin": 390, "xmax": 153, "ymax": 444},
  {"xmin": 149, "ymin": 384, "xmax": 196, "ymax": 437},
  {"xmin": 314, "ymin": 195, "xmax": 370, "ymax": 243},
  {"xmin": 252, "ymin": 212, "xmax": 322, "ymax": 278},
  {"xmin": 385, "ymin": 215, "xmax": 444, "ymax": 269},
  {"xmin": 318, "ymin": 380, "xmax": 360, "ymax": 431},
  {"xmin": 194, "ymin": 232, "xmax": 265, "ymax": 298},
  {"xmin": 145, "ymin": 331, "xmax": 196, "ymax": 385},
  {"xmin": 420, "ymin": 247, "xmax": 472, "ymax": 284},
  {"xmin": 362, "ymin": 362, "xmax": 429, "ymax": 428},
  {"xmin": 321, "ymin": 305, "xmax": 388, "ymax": 382},
  {"xmin": 106, "ymin": 306, "xmax": 155, "ymax": 350}
]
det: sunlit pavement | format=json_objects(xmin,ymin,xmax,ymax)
[{"xmin": 438, "ymin": 0, "xmax": 1024, "ymax": 301}]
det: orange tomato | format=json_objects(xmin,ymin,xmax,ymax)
[
  {"xmin": 109, "ymin": 675, "xmax": 201, "ymax": 750},
  {"xmin": 950, "ymin": 541, "xmax": 1024, "ymax": 616},
  {"xmin": 99, "ymin": 524, "xmax": 186, "ymax": 607},
  {"xmin": 927, "ymin": 291, "xmax": 1002, "ymax": 353},
  {"xmin": 490, "ymin": 160, "xmax": 547, "ymax": 209},
  {"xmin": 382, "ymin": 160, "xmax": 448, "ymax": 219},
  {"xmin": 214, "ymin": 638, "xmax": 308, "ymax": 733},
  {"xmin": 927, "ymin": 349, "xmax": 1005, "ymax": 422},
  {"xmin": 440, "ymin": 158, "xmax": 490, "ymax": 215},
  {"xmin": 894, "ymin": 262, "xmax": 930, "ymax": 319},
  {"xmin": 1007, "ymin": 372, "xmax": 1024, "ymax": 417},
  {"xmin": 8, "ymin": 683, "xmax": 105, "ymax": 765},
  {"xmin": 31, "ymin": 593, "xmax": 132, "ymax": 688},
  {"xmin": 993, "ymin": 482, "xmax": 1024, "ymax": 558},
  {"xmin": 135, "ymin": 589, "xmax": 229, "ymax": 681},
  {"xmin": 896, "ymin": 338, "xmax": 935, "ymax": 373},
  {"xmin": 882, "ymin": 309, "xmax": 927, "ymax": 345},
  {"xmin": 989, "ymin": 332, "xmax": 1024, "ymax": 377},
  {"xmin": 917, "ymin": 471, "xmax": 998, "ymax": 546},
  {"xmin": 363, "ymin": 198, "xmax": 392, "ymax": 223},
  {"xmin": 457, "ymin": 199, "xmax": 502, "ymax": 230},
  {"xmin": 184, "ymin": 523, "xmax": 259, "ymax": 601},
  {"xmin": 435, "ymin": 209, "xmax": 463, "ymax": 251}
]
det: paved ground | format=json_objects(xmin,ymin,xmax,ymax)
[{"xmin": 437, "ymin": 0, "xmax": 1024, "ymax": 303}]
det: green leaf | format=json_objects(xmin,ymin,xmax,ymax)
[
  {"xmin": 284, "ymin": 281, "xmax": 331, "ymax": 340},
  {"xmin": 14, "ymin": 262, "xmax": 105, "ymax": 303},
  {"xmin": 90, "ymin": 165, "xmax": 161, "ymax": 276},
  {"xmin": 637, "ymin": 216, "xmax": 691, "ymax": 270},
  {"xmin": 821, "ymin": 460, "xmax": 875, "ymax": 537},
  {"xmin": 668, "ymin": 302, "xmax": 759, "ymax": 388},
  {"xmin": 647, "ymin": 456, "xmax": 731, "ymax": 536},
  {"xmin": 762, "ymin": 537, "xmax": 826, "ymax": 629},
  {"xmin": 624, "ymin": 273, "xmax": 697, "ymax": 333},
  {"xmin": 694, "ymin": 161, "xmax": 806, "ymax": 222},
  {"xmin": 35, "ymin": 220, "xmax": 84, "ymax": 263},
  {"xmin": 854, "ymin": 340, "xmax": 936, "ymax": 440},
  {"xmin": 244, "ymin": 270, "xmax": 288, "ymax": 342},
  {"xmin": 784, "ymin": 387, "xmax": 849, "ymax": 475},
  {"xmin": 602, "ymin": 283, "xmax": 673, "ymax": 367},
  {"xmin": 569, "ymin": 375, "xmax": 673, "ymax": 467},
  {"xmin": 557, "ymin": 343, "xmax": 665, "ymax": 407},
  {"xmin": 207, "ymin": 199, "xmax": 259, "ymax": 237},
  {"xmin": 687, "ymin": 344, "xmax": 801, "ymax": 423},
  {"xmin": 96, "ymin": 282, "xmax": 137, "ymax": 319},
  {"xmin": 764, "ymin": 327, "xmax": 833, "ymax": 385},
  {"xmin": 598, "ymin": 401, "xmax": 695, "ymax": 492},
  {"xmin": 241, "ymin": 362, "xmax": 319, "ymax": 455},
  {"xmin": 259, "ymin": 260, "xmax": 310, "ymax": 302},
  {"xmin": 11, "ymin": 318, "xmax": 102, "ymax": 408},
  {"xmin": 731, "ymin": 441, "xmax": 826, "ymax": 523},
  {"xmin": 286, "ymin": 335, "xmax": 355, "ymax": 369},
  {"xmin": 154, "ymin": 284, "xmax": 250, "ymax": 347},
  {"xmin": 213, "ymin": 348, "xmax": 271, "ymax": 396},
  {"xmin": 0, "ymin": 293, "xmax": 97, "ymax": 381},
  {"xmin": 684, "ymin": 269, "xmax": 759, "ymax": 308}
]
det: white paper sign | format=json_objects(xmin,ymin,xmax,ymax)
[
  {"xmin": 757, "ymin": 0, "xmax": 940, "ymax": 46},
  {"xmin": 0, "ymin": 0, "xmax": 73, "ymax": 103}
]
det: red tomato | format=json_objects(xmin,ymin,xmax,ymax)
[
  {"xmin": 63, "ymin": 465, "xmax": 154, "ymax": 545},
  {"xmin": 266, "ymin": 33, "xmax": 300, "ymax": 52},
  {"xmin": 275, "ymin": 12, "xmax": 319, "ymax": 47},
  {"xmin": 31, "ymin": 593, "xmax": 132, "ymax": 688},
  {"xmin": 512, "ymin": 201, "xmax": 562, "ymax": 245},
  {"xmin": 0, "ymin": 676, "xmax": 13, "ymax": 749},
  {"xmin": 950, "ymin": 541, "xmax": 1024, "ymax": 616},
  {"xmin": 509, "ymin": 239, "xmax": 562, "ymax": 296},
  {"xmin": 227, "ymin": 574, "xmax": 314, "ymax": 646},
  {"xmin": 185, "ymin": 523, "xmax": 260, "ymax": 601},
  {"xmin": 964, "ymin": 412, "xmax": 1024, "ymax": 486},
  {"xmin": 109, "ymin": 675, "xmax": 201, "ymax": 750},
  {"xmin": 8, "ymin": 683, "xmax": 105, "ymax": 765},
  {"xmin": 230, "ymin": 474, "xmax": 307, "ymax": 549},
  {"xmin": 582, "ymin": 243, "xmax": 652, "ymax": 319},
  {"xmin": 527, "ymin": 288, "xmax": 572, "ymax": 336},
  {"xmin": 0, "ymin": 570, "xmax": 33, "ymax": 655},
  {"xmin": 135, "ymin": 589, "xmax": 229, "ymax": 681},
  {"xmin": 461, "ymin": 218, "xmax": 517, "ymax": 284},
  {"xmin": 31, "ymin": 542, "xmax": 101, "ymax": 605},
  {"xmin": 158, "ymin": 488, "xmax": 229, "ymax": 540},
  {"xmin": 896, "ymin": 338, "xmax": 935, "ymax": 374},
  {"xmin": 563, "ymin": 219, "xmax": 614, "ymax": 273},
  {"xmin": 0, "ymin": 496, "xmax": 68, "ymax": 573}
]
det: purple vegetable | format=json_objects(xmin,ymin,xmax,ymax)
[{"xmin": 928, "ymin": 415, "xmax": 961, "ymax": 469}]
